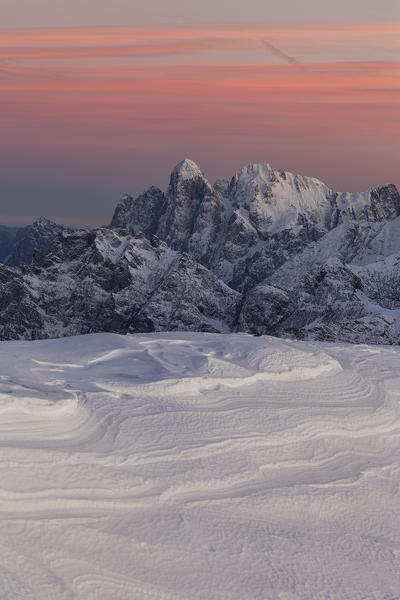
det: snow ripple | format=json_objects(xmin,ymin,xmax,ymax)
[{"xmin": 0, "ymin": 333, "xmax": 399, "ymax": 599}]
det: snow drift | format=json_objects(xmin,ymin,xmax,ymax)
[{"xmin": 0, "ymin": 332, "xmax": 399, "ymax": 599}]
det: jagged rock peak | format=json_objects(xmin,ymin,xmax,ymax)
[
  {"xmin": 110, "ymin": 186, "xmax": 165, "ymax": 237},
  {"xmin": 5, "ymin": 216, "xmax": 65, "ymax": 267},
  {"xmin": 171, "ymin": 158, "xmax": 204, "ymax": 182},
  {"xmin": 119, "ymin": 193, "xmax": 133, "ymax": 202},
  {"xmin": 31, "ymin": 216, "xmax": 61, "ymax": 229}
]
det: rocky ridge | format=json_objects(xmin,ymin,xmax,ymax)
[
  {"xmin": 0, "ymin": 225, "xmax": 27, "ymax": 263},
  {"xmin": 1, "ymin": 158, "xmax": 400, "ymax": 343},
  {"xmin": 5, "ymin": 216, "xmax": 66, "ymax": 267},
  {"xmin": 0, "ymin": 228, "xmax": 240, "ymax": 340},
  {"xmin": 112, "ymin": 159, "xmax": 400, "ymax": 293}
]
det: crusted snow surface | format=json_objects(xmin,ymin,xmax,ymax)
[{"xmin": 1, "ymin": 332, "xmax": 400, "ymax": 599}]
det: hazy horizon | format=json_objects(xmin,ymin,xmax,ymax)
[{"xmin": 1, "ymin": 154, "xmax": 400, "ymax": 228}]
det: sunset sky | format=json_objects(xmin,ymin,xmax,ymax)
[{"xmin": 1, "ymin": 1, "xmax": 399, "ymax": 225}]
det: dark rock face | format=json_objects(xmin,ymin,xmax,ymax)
[
  {"xmin": 5, "ymin": 217, "xmax": 65, "ymax": 267},
  {"xmin": 0, "ymin": 228, "xmax": 241, "ymax": 340},
  {"xmin": 368, "ymin": 184, "xmax": 400, "ymax": 221},
  {"xmin": 333, "ymin": 184, "xmax": 400, "ymax": 224},
  {"xmin": 0, "ymin": 226, "xmax": 27, "ymax": 263},
  {"xmin": 239, "ymin": 262, "xmax": 399, "ymax": 345},
  {"xmin": 157, "ymin": 159, "xmax": 212, "ymax": 251},
  {"xmin": 110, "ymin": 187, "xmax": 165, "ymax": 237},
  {"xmin": 238, "ymin": 285, "xmax": 291, "ymax": 335},
  {"xmin": 276, "ymin": 264, "xmax": 367, "ymax": 337},
  {"xmin": 133, "ymin": 253, "xmax": 240, "ymax": 334}
]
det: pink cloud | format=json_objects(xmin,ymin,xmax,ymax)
[
  {"xmin": 1, "ymin": 21, "xmax": 399, "ymax": 64},
  {"xmin": 1, "ymin": 22, "xmax": 399, "ymax": 195}
]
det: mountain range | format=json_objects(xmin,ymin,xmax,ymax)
[{"xmin": 1, "ymin": 158, "xmax": 400, "ymax": 343}]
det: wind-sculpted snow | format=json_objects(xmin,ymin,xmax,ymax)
[{"xmin": 1, "ymin": 332, "xmax": 400, "ymax": 599}]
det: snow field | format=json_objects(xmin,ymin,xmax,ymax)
[{"xmin": 0, "ymin": 332, "xmax": 399, "ymax": 599}]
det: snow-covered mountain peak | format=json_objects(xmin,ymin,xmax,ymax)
[
  {"xmin": 233, "ymin": 162, "xmax": 274, "ymax": 183},
  {"xmin": 229, "ymin": 162, "xmax": 333, "ymax": 235},
  {"xmin": 107, "ymin": 160, "xmax": 400, "ymax": 297},
  {"xmin": 231, "ymin": 162, "xmax": 328, "ymax": 193},
  {"xmin": 110, "ymin": 187, "xmax": 165, "ymax": 238},
  {"xmin": 5, "ymin": 216, "xmax": 66, "ymax": 267},
  {"xmin": 30, "ymin": 216, "xmax": 63, "ymax": 233},
  {"xmin": 33, "ymin": 216, "xmax": 54, "ymax": 226},
  {"xmin": 171, "ymin": 158, "xmax": 204, "ymax": 182}
]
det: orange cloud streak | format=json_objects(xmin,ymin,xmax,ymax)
[
  {"xmin": 2, "ymin": 61, "xmax": 399, "ymax": 100},
  {"xmin": 1, "ymin": 21, "xmax": 400, "ymax": 44},
  {"xmin": 0, "ymin": 21, "xmax": 399, "ymax": 63},
  {"xmin": 0, "ymin": 39, "xmax": 242, "ymax": 61},
  {"xmin": 1, "ymin": 61, "xmax": 399, "ymax": 147}
]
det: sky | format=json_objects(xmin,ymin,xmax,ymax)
[{"xmin": 1, "ymin": 1, "xmax": 399, "ymax": 225}]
